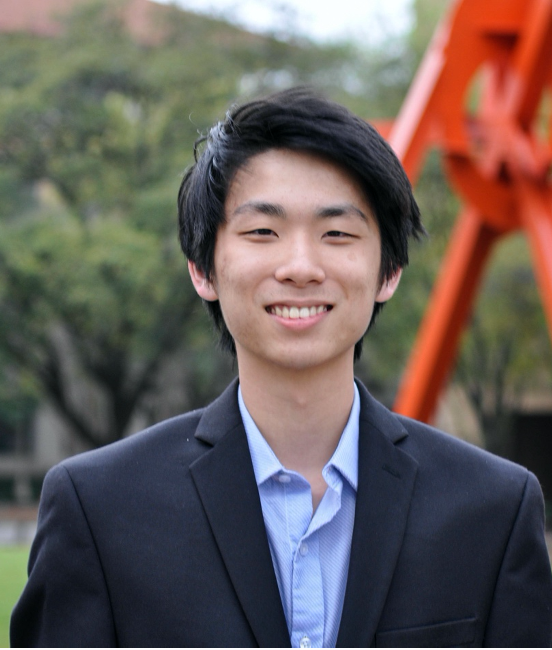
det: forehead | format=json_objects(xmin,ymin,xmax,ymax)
[{"xmin": 225, "ymin": 148, "xmax": 372, "ymax": 215}]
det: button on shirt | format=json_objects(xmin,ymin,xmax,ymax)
[{"xmin": 238, "ymin": 385, "xmax": 359, "ymax": 649}]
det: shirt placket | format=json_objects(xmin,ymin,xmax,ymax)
[
  {"xmin": 289, "ymin": 471, "xmax": 343, "ymax": 648},
  {"xmin": 290, "ymin": 529, "xmax": 323, "ymax": 648}
]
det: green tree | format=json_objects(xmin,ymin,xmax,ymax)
[{"xmin": 0, "ymin": 210, "xmax": 201, "ymax": 447}]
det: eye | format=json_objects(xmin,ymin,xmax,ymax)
[
  {"xmin": 324, "ymin": 230, "xmax": 354, "ymax": 239},
  {"xmin": 249, "ymin": 228, "xmax": 276, "ymax": 236},
  {"xmin": 242, "ymin": 228, "xmax": 278, "ymax": 239}
]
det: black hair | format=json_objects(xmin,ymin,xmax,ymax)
[{"xmin": 178, "ymin": 86, "xmax": 425, "ymax": 360}]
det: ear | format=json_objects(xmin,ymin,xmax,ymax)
[
  {"xmin": 375, "ymin": 269, "xmax": 402, "ymax": 303},
  {"xmin": 188, "ymin": 261, "xmax": 218, "ymax": 301}
]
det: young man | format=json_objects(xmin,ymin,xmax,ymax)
[{"xmin": 11, "ymin": 88, "xmax": 552, "ymax": 647}]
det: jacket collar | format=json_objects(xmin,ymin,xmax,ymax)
[
  {"xmin": 337, "ymin": 381, "xmax": 418, "ymax": 647},
  {"xmin": 191, "ymin": 378, "xmax": 418, "ymax": 648},
  {"xmin": 193, "ymin": 378, "xmax": 243, "ymax": 446},
  {"xmin": 191, "ymin": 379, "xmax": 291, "ymax": 647}
]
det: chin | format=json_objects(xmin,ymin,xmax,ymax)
[{"xmin": 268, "ymin": 347, "xmax": 354, "ymax": 373}]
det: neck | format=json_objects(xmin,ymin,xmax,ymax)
[{"xmin": 238, "ymin": 354, "xmax": 356, "ymax": 487}]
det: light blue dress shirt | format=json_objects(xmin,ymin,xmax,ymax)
[{"xmin": 238, "ymin": 384, "xmax": 359, "ymax": 649}]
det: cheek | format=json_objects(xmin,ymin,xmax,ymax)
[
  {"xmin": 339, "ymin": 242, "xmax": 381, "ymax": 283},
  {"xmin": 217, "ymin": 251, "xmax": 272, "ymax": 294},
  {"xmin": 342, "ymin": 269, "xmax": 381, "ymax": 332},
  {"xmin": 213, "ymin": 256, "xmax": 260, "ymax": 321},
  {"xmin": 216, "ymin": 246, "xmax": 257, "ymax": 278},
  {"xmin": 342, "ymin": 262, "xmax": 380, "ymax": 298},
  {"xmin": 213, "ymin": 254, "xmax": 241, "ymax": 295}
]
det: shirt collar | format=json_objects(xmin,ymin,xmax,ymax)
[
  {"xmin": 327, "ymin": 382, "xmax": 359, "ymax": 491},
  {"xmin": 239, "ymin": 383, "xmax": 359, "ymax": 492}
]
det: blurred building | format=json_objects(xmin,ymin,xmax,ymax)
[{"xmin": 0, "ymin": 0, "xmax": 169, "ymax": 43}]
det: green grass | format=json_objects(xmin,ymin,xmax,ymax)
[{"xmin": 0, "ymin": 546, "xmax": 29, "ymax": 648}]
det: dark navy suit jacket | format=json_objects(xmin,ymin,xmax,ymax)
[{"xmin": 11, "ymin": 380, "xmax": 552, "ymax": 647}]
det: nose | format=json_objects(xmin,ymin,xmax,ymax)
[{"xmin": 274, "ymin": 236, "xmax": 325, "ymax": 286}]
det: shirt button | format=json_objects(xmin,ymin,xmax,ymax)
[
  {"xmin": 299, "ymin": 636, "xmax": 312, "ymax": 648},
  {"xmin": 299, "ymin": 542, "xmax": 309, "ymax": 556},
  {"xmin": 278, "ymin": 474, "xmax": 291, "ymax": 483}
]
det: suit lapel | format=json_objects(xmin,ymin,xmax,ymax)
[
  {"xmin": 337, "ymin": 383, "xmax": 418, "ymax": 648},
  {"xmin": 190, "ymin": 381, "xmax": 291, "ymax": 648}
]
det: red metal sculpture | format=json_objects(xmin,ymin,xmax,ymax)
[{"xmin": 389, "ymin": 0, "xmax": 552, "ymax": 421}]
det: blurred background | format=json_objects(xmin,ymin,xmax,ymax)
[{"xmin": 0, "ymin": 0, "xmax": 551, "ymax": 639}]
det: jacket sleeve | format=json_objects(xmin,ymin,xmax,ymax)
[
  {"xmin": 10, "ymin": 463, "xmax": 117, "ymax": 648},
  {"xmin": 484, "ymin": 470, "xmax": 552, "ymax": 647}
]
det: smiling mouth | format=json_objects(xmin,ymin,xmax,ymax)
[{"xmin": 266, "ymin": 305, "xmax": 331, "ymax": 319}]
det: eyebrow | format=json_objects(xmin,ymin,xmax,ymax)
[
  {"xmin": 232, "ymin": 201, "xmax": 369, "ymax": 221},
  {"xmin": 233, "ymin": 201, "xmax": 286, "ymax": 218},
  {"xmin": 316, "ymin": 204, "xmax": 369, "ymax": 222}
]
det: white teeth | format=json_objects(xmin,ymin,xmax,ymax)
[{"xmin": 270, "ymin": 305, "xmax": 327, "ymax": 320}]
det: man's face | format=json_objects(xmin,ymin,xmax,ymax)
[{"xmin": 189, "ymin": 149, "xmax": 400, "ymax": 375}]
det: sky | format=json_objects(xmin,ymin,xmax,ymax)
[{"xmin": 155, "ymin": 0, "xmax": 414, "ymax": 45}]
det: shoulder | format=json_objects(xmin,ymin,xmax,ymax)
[
  {"xmin": 48, "ymin": 379, "xmax": 242, "ymax": 496},
  {"xmin": 356, "ymin": 379, "xmax": 534, "ymax": 502},
  {"xmin": 40, "ymin": 400, "xmax": 232, "ymax": 534},
  {"xmin": 60, "ymin": 407, "xmax": 207, "ymax": 477},
  {"xmin": 396, "ymin": 413, "xmax": 530, "ymax": 487},
  {"xmin": 392, "ymin": 413, "xmax": 543, "ymax": 529},
  {"xmin": 45, "ymin": 409, "xmax": 210, "ymax": 494}
]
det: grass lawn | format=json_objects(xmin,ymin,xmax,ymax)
[{"xmin": 0, "ymin": 546, "xmax": 29, "ymax": 647}]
